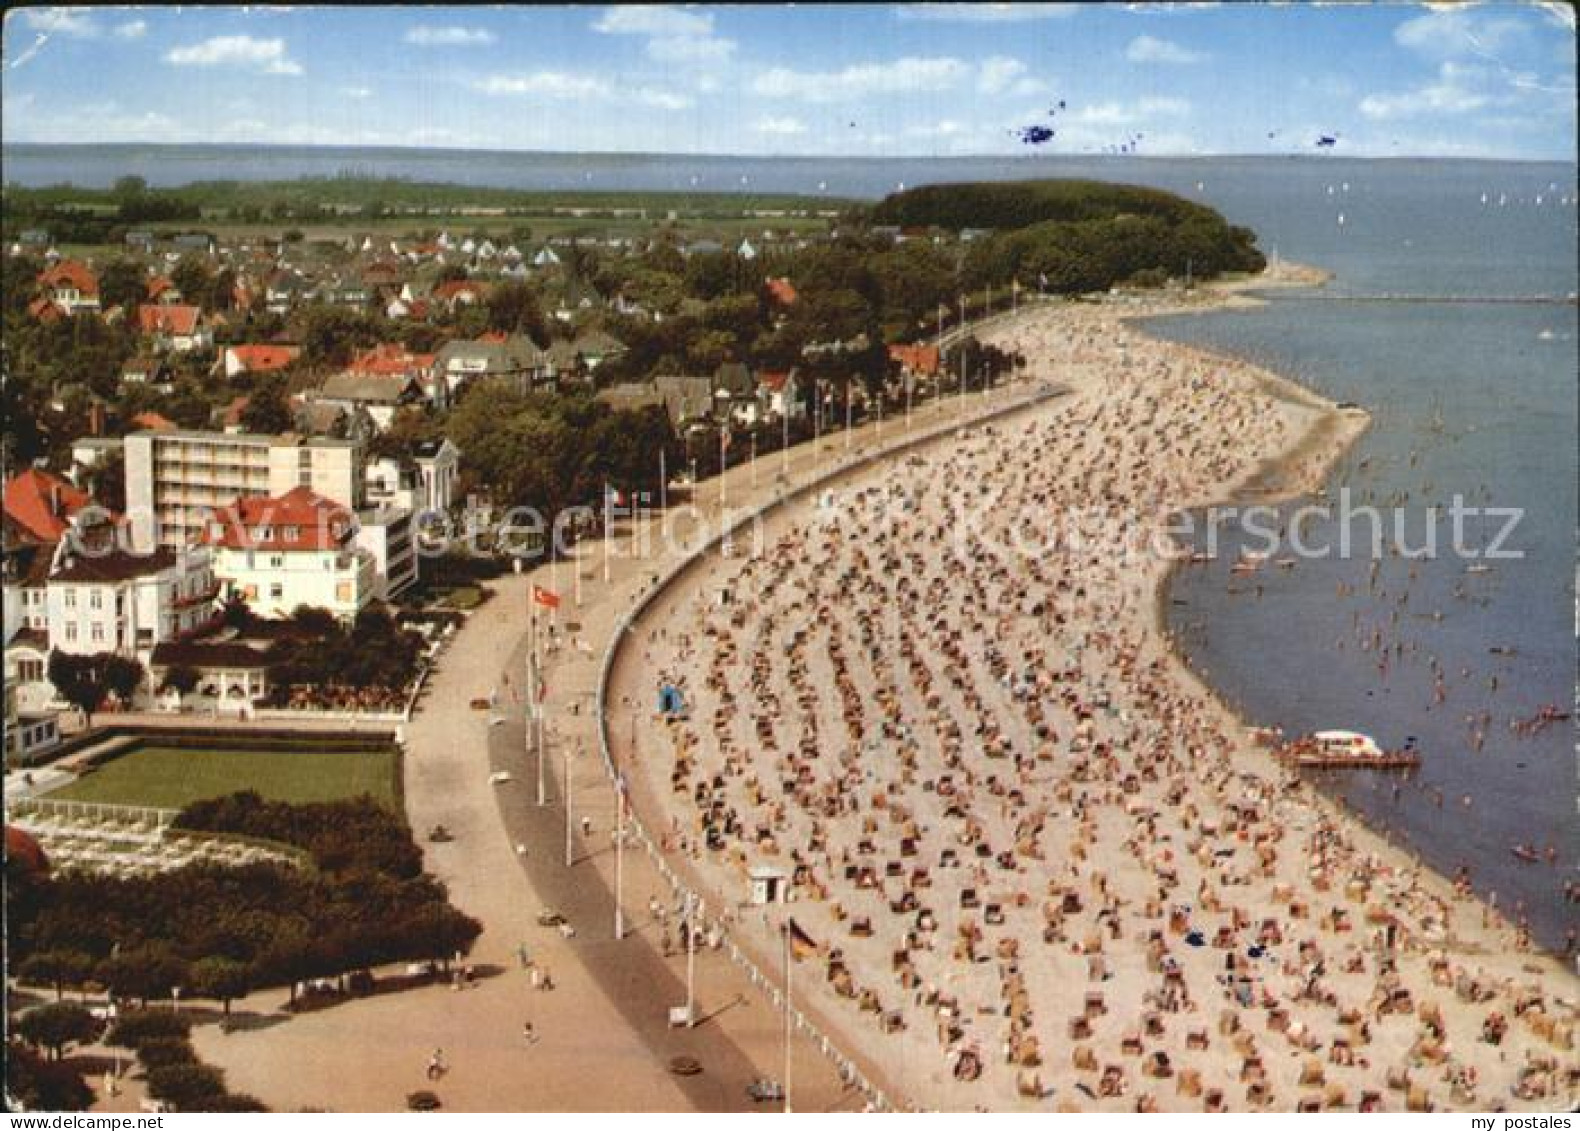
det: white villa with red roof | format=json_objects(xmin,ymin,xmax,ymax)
[{"xmin": 205, "ymin": 486, "xmax": 376, "ymax": 620}]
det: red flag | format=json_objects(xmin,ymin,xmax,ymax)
[{"xmin": 532, "ymin": 585, "xmax": 561, "ymax": 610}]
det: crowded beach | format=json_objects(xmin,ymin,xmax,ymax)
[{"xmin": 613, "ymin": 288, "xmax": 1580, "ymax": 1112}]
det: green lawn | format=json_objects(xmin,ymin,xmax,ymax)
[{"xmin": 48, "ymin": 745, "xmax": 399, "ymax": 811}]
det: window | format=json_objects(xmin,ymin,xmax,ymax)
[
  {"xmin": 91, "ymin": 624, "xmax": 104, "ymax": 643},
  {"xmin": 65, "ymin": 623, "xmax": 78, "ymax": 642},
  {"xmin": 270, "ymin": 583, "xmax": 284, "ymax": 599},
  {"xmin": 18, "ymin": 659, "xmax": 42, "ymax": 682},
  {"xmin": 90, "ymin": 590, "xmax": 103, "ymax": 610},
  {"xmin": 270, "ymin": 555, "xmax": 283, "ymax": 568},
  {"xmin": 64, "ymin": 590, "xmax": 76, "ymax": 608}
]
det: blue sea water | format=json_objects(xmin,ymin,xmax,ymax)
[{"xmin": 6, "ymin": 144, "xmax": 1576, "ymax": 947}]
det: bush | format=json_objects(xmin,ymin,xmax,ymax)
[
  {"xmin": 407, "ymin": 1090, "xmax": 442, "ymax": 1111},
  {"xmin": 136, "ymin": 1037, "xmax": 199, "ymax": 1070},
  {"xmin": 185, "ymin": 1093, "xmax": 269, "ymax": 1112},
  {"xmin": 106, "ymin": 1009, "xmax": 192, "ymax": 1049},
  {"xmin": 146, "ymin": 1062, "xmax": 226, "ymax": 1109}
]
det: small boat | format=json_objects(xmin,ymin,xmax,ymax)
[
  {"xmin": 1465, "ymin": 565, "xmax": 1494, "ymax": 575},
  {"xmin": 1274, "ymin": 557, "xmax": 1296, "ymax": 569},
  {"xmin": 1511, "ymin": 845, "xmax": 1540, "ymax": 864},
  {"xmin": 1281, "ymin": 730, "xmax": 1420, "ymax": 769}
]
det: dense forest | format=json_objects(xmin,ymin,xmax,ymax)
[{"xmin": 865, "ymin": 179, "xmax": 1265, "ymax": 292}]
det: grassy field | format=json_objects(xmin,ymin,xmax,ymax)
[{"xmin": 48, "ymin": 744, "xmax": 399, "ymax": 810}]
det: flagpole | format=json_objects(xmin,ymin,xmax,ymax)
[
  {"xmin": 844, "ymin": 381, "xmax": 852, "ymax": 451},
  {"xmin": 524, "ymin": 604, "xmax": 533, "ymax": 804},
  {"xmin": 782, "ymin": 923, "xmax": 793, "ymax": 1114},
  {"xmin": 533, "ymin": 607, "xmax": 546, "ymax": 806},
  {"xmin": 602, "ymin": 481, "xmax": 611, "ymax": 585},
  {"xmin": 685, "ymin": 892, "xmax": 696, "ymax": 1028},
  {"xmin": 613, "ymin": 781, "xmax": 625, "ymax": 940},
  {"xmin": 563, "ymin": 737, "xmax": 573, "ymax": 866}
]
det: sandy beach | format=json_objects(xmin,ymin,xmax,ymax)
[{"xmin": 606, "ymin": 276, "xmax": 1580, "ymax": 1112}]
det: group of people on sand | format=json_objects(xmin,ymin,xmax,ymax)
[{"xmin": 627, "ymin": 296, "xmax": 1578, "ymax": 1112}]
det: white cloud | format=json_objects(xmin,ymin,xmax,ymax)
[
  {"xmin": 403, "ymin": 26, "xmax": 496, "ymax": 47},
  {"xmin": 647, "ymin": 33, "xmax": 734, "ymax": 62},
  {"xmin": 978, "ymin": 55, "xmax": 1027, "ymax": 95},
  {"xmin": 1359, "ymin": 61, "xmax": 1502, "ymax": 120},
  {"xmin": 896, "ymin": 3, "xmax": 1074, "ymax": 22},
  {"xmin": 1393, "ymin": 8, "xmax": 1530, "ymax": 61},
  {"xmin": 475, "ymin": 72, "xmax": 611, "ymax": 99},
  {"xmin": 164, "ymin": 35, "xmax": 303, "ymax": 75},
  {"xmin": 593, "ymin": 5, "xmax": 734, "ymax": 65},
  {"xmin": 905, "ymin": 119, "xmax": 966, "ymax": 138},
  {"xmin": 593, "ymin": 6, "xmax": 714, "ymax": 38},
  {"xmin": 114, "ymin": 19, "xmax": 146, "ymax": 40},
  {"xmin": 753, "ymin": 116, "xmax": 807, "ymax": 136},
  {"xmin": 22, "ymin": 8, "xmax": 98, "ymax": 37},
  {"xmin": 1126, "ymin": 34, "xmax": 1205, "ymax": 65},
  {"xmin": 635, "ymin": 87, "xmax": 694, "ymax": 110},
  {"xmin": 1067, "ymin": 96, "xmax": 1189, "ymax": 126},
  {"xmin": 752, "ymin": 56, "xmax": 969, "ymax": 102}
]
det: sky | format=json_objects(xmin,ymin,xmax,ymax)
[{"xmin": 2, "ymin": 3, "xmax": 1575, "ymax": 160}]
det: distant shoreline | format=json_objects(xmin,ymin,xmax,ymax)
[{"xmin": 5, "ymin": 141, "xmax": 1574, "ymax": 166}]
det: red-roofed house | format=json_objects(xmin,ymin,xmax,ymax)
[
  {"xmin": 888, "ymin": 343, "xmax": 941, "ymax": 379},
  {"xmin": 432, "ymin": 278, "xmax": 486, "ymax": 311},
  {"xmin": 223, "ymin": 343, "xmax": 301, "ymax": 379},
  {"xmin": 146, "ymin": 276, "xmax": 182, "ymax": 305},
  {"xmin": 756, "ymin": 369, "xmax": 806, "ymax": 421},
  {"xmin": 765, "ymin": 277, "xmax": 799, "ymax": 308},
  {"xmin": 36, "ymin": 260, "xmax": 100, "ymax": 314},
  {"xmin": 3, "ymin": 469, "xmax": 96, "ymax": 543},
  {"xmin": 129, "ymin": 411, "xmax": 178, "ymax": 433},
  {"xmin": 205, "ymin": 486, "xmax": 375, "ymax": 619},
  {"xmin": 137, "ymin": 304, "xmax": 211, "ymax": 353}
]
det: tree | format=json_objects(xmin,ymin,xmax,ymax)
[
  {"xmin": 106, "ymin": 1009, "xmax": 191, "ymax": 1050},
  {"xmin": 146, "ymin": 1063, "xmax": 227, "ymax": 1110},
  {"xmin": 16, "ymin": 1002, "xmax": 101, "ymax": 1062},
  {"xmin": 98, "ymin": 258, "xmax": 149, "ymax": 313},
  {"xmin": 19, "ymin": 950, "xmax": 96, "ymax": 1001},
  {"xmin": 170, "ymin": 256, "xmax": 212, "ymax": 308},
  {"xmin": 485, "ymin": 280, "xmax": 546, "ymax": 340},
  {"xmin": 238, "ymin": 374, "xmax": 293, "ymax": 435},
  {"xmin": 159, "ymin": 664, "xmax": 202, "ymax": 706},
  {"xmin": 47, "ymin": 651, "xmax": 112, "ymax": 724},
  {"xmin": 86, "ymin": 449, "xmax": 126, "ymax": 513},
  {"xmin": 112, "ymin": 175, "xmax": 149, "ymax": 201},
  {"xmin": 103, "ymin": 654, "xmax": 144, "ymax": 706},
  {"xmin": 97, "ymin": 944, "xmax": 187, "ymax": 1007},
  {"xmin": 188, "ymin": 957, "xmax": 250, "ymax": 1016},
  {"xmin": 4, "ymin": 1044, "xmax": 94, "ymax": 1111}
]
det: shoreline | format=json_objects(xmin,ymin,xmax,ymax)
[{"xmin": 608, "ymin": 266, "xmax": 1578, "ymax": 1111}]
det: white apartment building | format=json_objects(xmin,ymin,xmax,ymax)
[
  {"xmin": 364, "ymin": 439, "xmax": 461, "ymax": 516},
  {"xmin": 124, "ymin": 429, "xmax": 365, "ymax": 551},
  {"xmin": 354, "ymin": 508, "xmax": 417, "ymax": 601},
  {"xmin": 46, "ymin": 540, "xmax": 218, "ymax": 663},
  {"xmin": 206, "ymin": 486, "xmax": 376, "ymax": 619}
]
